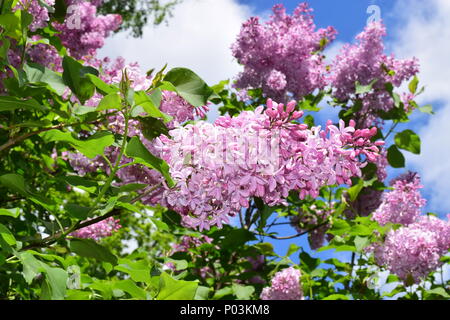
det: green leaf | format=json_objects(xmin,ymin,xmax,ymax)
[
  {"xmin": 115, "ymin": 259, "xmax": 152, "ymax": 284},
  {"xmin": 40, "ymin": 130, "xmax": 114, "ymax": 159},
  {"xmin": 355, "ymin": 79, "xmax": 377, "ymax": 95},
  {"xmin": 392, "ymin": 92, "xmax": 402, "ymax": 108},
  {"xmin": 70, "ymin": 239, "xmax": 118, "ymax": 265},
  {"xmin": 387, "ymin": 145, "xmax": 405, "ymax": 168},
  {"xmin": 61, "ymin": 176, "xmax": 98, "ymax": 194},
  {"xmin": 0, "ymin": 96, "xmax": 46, "ymax": 112},
  {"xmin": 322, "ymin": 294, "xmax": 349, "ymax": 300},
  {"xmin": 254, "ymin": 242, "xmax": 275, "ymax": 256},
  {"xmin": 89, "ymin": 280, "xmax": 113, "ymax": 300},
  {"xmin": 232, "ymin": 283, "xmax": 255, "ymax": 300},
  {"xmin": 0, "ymin": 37, "xmax": 10, "ymax": 59},
  {"xmin": 354, "ymin": 236, "xmax": 370, "ymax": 252},
  {"xmin": 125, "ymin": 136, "xmax": 174, "ymax": 187},
  {"xmin": 328, "ymin": 219, "xmax": 350, "ymax": 236},
  {"xmin": 52, "ymin": 0, "xmax": 67, "ymax": 23},
  {"xmin": 139, "ymin": 116, "xmax": 170, "ymax": 140},
  {"xmin": 43, "ymin": 266, "xmax": 68, "ymax": 300},
  {"xmin": 0, "ymin": 174, "xmax": 55, "ymax": 211},
  {"xmin": 194, "ymin": 286, "xmax": 210, "ymax": 300},
  {"xmin": 62, "ymin": 56, "xmax": 99, "ymax": 104},
  {"xmin": 409, "ymin": 76, "xmax": 419, "ymax": 94},
  {"xmin": 72, "ymin": 104, "xmax": 97, "ymax": 115},
  {"xmin": 133, "ymin": 90, "xmax": 171, "ymax": 122},
  {"xmin": 163, "ymin": 68, "xmax": 213, "ymax": 107},
  {"xmin": 425, "ymin": 288, "xmax": 450, "ymax": 298},
  {"xmin": 300, "ymin": 251, "xmax": 320, "ymax": 272},
  {"xmin": 65, "ymin": 204, "xmax": 91, "ymax": 220},
  {"xmin": 347, "ymin": 179, "xmax": 364, "ymax": 202},
  {"xmin": 165, "ymin": 258, "xmax": 188, "ymax": 271},
  {"xmin": 149, "ymin": 217, "xmax": 169, "ymax": 231},
  {"xmin": 19, "ymin": 252, "xmax": 68, "ymax": 300},
  {"xmin": 156, "ymin": 272, "xmax": 198, "ymax": 300},
  {"xmin": 114, "ymin": 279, "xmax": 147, "ymax": 300},
  {"xmin": 349, "ymin": 224, "xmax": 372, "ymax": 236},
  {"xmin": 85, "ymin": 74, "xmax": 118, "ymax": 96},
  {"xmin": 221, "ymin": 228, "xmax": 256, "ymax": 249},
  {"xmin": 212, "ymin": 286, "xmax": 233, "ymax": 300},
  {"xmin": 287, "ymin": 243, "xmax": 301, "ymax": 257},
  {"xmin": 419, "ymin": 105, "xmax": 434, "ymax": 115},
  {"xmin": 23, "ymin": 63, "xmax": 67, "ymax": 95},
  {"xmin": 0, "ymin": 11, "xmax": 22, "ymax": 40},
  {"xmin": 66, "ymin": 290, "xmax": 92, "ymax": 300},
  {"xmin": 0, "ymin": 208, "xmax": 20, "ymax": 218},
  {"xmin": 114, "ymin": 183, "xmax": 147, "ymax": 193},
  {"xmin": 395, "ymin": 130, "xmax": 421, "ymax": 154},
  {"xmin": 97, "ymin": 92, "xmax": 122, "ymax": 111},
  {"xmin": 0, "ymin": 223, "xmax": 16, "ymax": 245}
]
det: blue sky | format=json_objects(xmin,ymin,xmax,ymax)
[{"xmin": 100, "ymin": 0, "xmax": 450, "ymax": 273}]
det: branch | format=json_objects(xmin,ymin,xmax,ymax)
[
  {"xmin": 0, "ymin": 116, "xmax": 113, "ymax": 153},
  {"xmin": 22, "ymin": 209, "xmax": 121, "ymax": 251},
  {"xmin": 20, "ymin": 183, "xmax": 161, "ymax": 251}
]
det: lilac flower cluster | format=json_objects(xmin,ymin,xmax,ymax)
[
  {"xmin": 290, "ymin": 205, "xmax": 332, "ymax": 250},
  {"xmin": 260, "ymin": 267, "xmax": 303, "ymax": 300},
  {"xmin": 15, "ymin": 0, "xmax": 55, "ymax": 32},
  {"xmin": 54, "ymin": 0, "xmax": 122, "ymax": 59},
  {"xmin": 329, "ymin": 22, "xmax": 419, "ymax": 127},
  {"xmin": 372, "ymin": 215, "xmax": 450, "ymax": 284},
  {"xmin": 154, "ymin": 99, "xmax": 383, "ymax": 230},
  {"xmin": 372, "ymin": 172, "xmax": 426, "ymax": 226},
  {"xmin": 231, "ymin": 3, "xmax": 336, "ymax": 102},
  {"xmin": 70, "ymin": 217, "xmax": 121, "ymax": 241}
]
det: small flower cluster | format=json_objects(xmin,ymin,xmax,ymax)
[
  {"xmin": 329, "ymin": 22, "xmax": 419, "ymax": 127},
  {"xmin": 367, "ymin": 172, "xmax": 449, "ymax": 283},
  {"xmin": 231, "ymin": 3, "xmax": 336, "ymax": 102},
  {"xmin": 372, "ymin": 215, "xmax": 450, "ymax": 284},
  {"xmin": 70, "ymin": 217, "xmax": 121, "ymax": 241},
  {"xmin": 290, "ymin": 204, "xmax": 332, "ymax": 250},
  {"xmin": 154, "ymin": 99, "xmax": 383, "ymax": 230},
  {"xmin": 160, "ymin": 91, "xmax": 209, "ymax": 129},
  {"xmin": 171, "ymin": 235, "xmax": 213, "ymax": 254},
  {"xmin": 260, "ymin": 267, "xmax": 303, "ymax": 300},
  {"xmin": 372, "ymin": 172, "xmax": 426, "ymax": 226}
]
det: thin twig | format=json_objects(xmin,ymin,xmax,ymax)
[{"xmin": 0, "ymin": 119, "xmax": 103, "ymax": 153}]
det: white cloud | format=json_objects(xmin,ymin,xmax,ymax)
[
  {"xmin": 99, "ymin": 0, "xmax": 254, "ymax": 86},
  {"xmin": 389, "ymin": 0, "xmax": 450, "ymax": 213}
]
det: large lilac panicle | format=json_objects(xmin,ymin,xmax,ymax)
[
  {"xmin": 54, "ymin": 1, "xmax": 122, "ymax": 59},
  {"xmin": 15, "ymin": 0, "xmax": 55, "ymax": 32},
  {"xmin": 329, "ymin": 22, "xmax": 419, "ymax": 127},
  {"xmin": 372, "ymin": 172, "xmax": 426, "ymax": 226},
  {"xmin": 70, "ymin": 217, "xmax": 121, "ymax": 241},
  {"xmin": 260, "ymin": 267, "xmax": 303, "ymax": 300},
  {"xmin": 290, "ymin": 205, "xmax": 332, "ymax": 250},
  {"xmin": 154, "ymin": 99, "xmax": 383, "ymax": 230},
  {"xmin": 232, "ymin": 3, "xmax": 336, "ymax": 102},
  {"xmin": 372, "ymin": 215, "xmax": 450, "ymax": 284}
]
